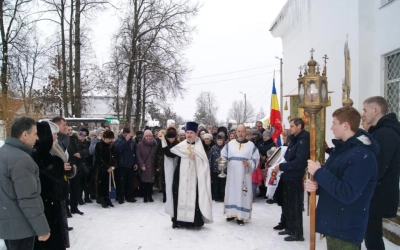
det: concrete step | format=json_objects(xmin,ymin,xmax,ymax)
[
  {"xmin": 383, "ymin": 219, "xmax": 400, "ymax": 246},
  {"xmin": 387, "ymin": 212, "xmax": 400, "ymax": 225}
]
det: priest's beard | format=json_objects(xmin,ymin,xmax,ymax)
[{"xmin": 186, "ymin": 137, "xmax": 196, "ymax": 144}]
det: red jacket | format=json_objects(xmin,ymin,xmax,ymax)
[{"xmin": 252, "ymin": 163, "xmax": 263, "ymax": 186}]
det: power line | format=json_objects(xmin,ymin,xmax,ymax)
[
  {"xmin": 184, "ymin": 71, "xmax": 277, "ymax": 86},
  {"xmin": 188, "ymin": 64, "xmax": 279, "ymax": 79}
]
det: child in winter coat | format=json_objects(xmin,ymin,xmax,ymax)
[
  {"xmin": 252, "ymin": 162, "xmax": 263, "ymax": 201},
  {"xmin": 208, "ymin": 134, "xmax": 227, "ymax": 202}
]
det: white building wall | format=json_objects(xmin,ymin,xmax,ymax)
[{"xmin": 271, "ymin": 0, "xmax": 400, "ymax": 143}]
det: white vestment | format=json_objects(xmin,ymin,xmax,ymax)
[
  {"xmin": 170, "ymin": 137, "xmax": 213, "ymax": 223},
  {"xmin": 162, "ymin": 139, "xmax": 179, "ymax": 217},
  {"xmin": 221, "ymin": 140, "xmax": 260, "ymax": 221}
]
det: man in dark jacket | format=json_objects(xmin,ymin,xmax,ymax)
[
  {"xmin": 0, "ymin": 117, "xmax": 50, "ymax": 249},
  {"xmin": 115, "ymin": 128, "xmax": 138, "ymax": 204},
  {"xmin": 306, "ymin": 106, "xmax": 378, "ymax": 249},
  {"xmin": 362, "ymin": 96, "xmax": 400, "ymax": 249},
  {"xmin": 68, "ymin": 132, "xmax": 89, "ymax": 215},
  {"xmin": 273, "ymin": 117, "xmax": 310, "ymax": 241}
]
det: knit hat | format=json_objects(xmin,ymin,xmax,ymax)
[
  {"xmin": 143, "ymin": 129, "xmax": 153, "ymax": 137},
  {"xmin": 46, "ymin": 121, "xmax": 59, "ymax": 135},
  {"xmin": 267, "ymin": 147, "xmax": 277, "ymax": 158},
  {"xmin": 103, "ymin": 130, "xmax": 115, "ymax": 139},
  {"xmin": 178, "ymin": 129, "xmax": 185, "ymax": 135},
  {"xmin": 263, "ymin": 130, "xmax": 272, "ymax": 138},
  {"xmin": 96, "ymin": 127, "xmax": 105, "ymax": 136},
  {"xmin": 203, "ymin": 133, "xmax": 213, "ymax": 140}
]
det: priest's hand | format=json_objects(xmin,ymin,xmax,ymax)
[
  {"xmin": 189, "ymin": 152, "xmax": 195, "ymax": 160},
  {"xmin": 305, "ymin": 179, "xmax": 318, "ymax": 192},
  {"xmin": 242, "ymin": 160, "xmax": 250, "ymax": 167},
  {"xmin": 307, "ymin": 160, "xmax": 321, "ymax": 176},
  {"xmin": 107, "ymin": 167, "xmax": 113, "ymax": 173},
  {"xmin": 142, "ymin": 166, "xmax": 146, "ymax": 171}
]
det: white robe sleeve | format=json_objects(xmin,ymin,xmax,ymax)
[{"xmin": 249, "ymin": 145, "xmax": 260, "ymax": 173}]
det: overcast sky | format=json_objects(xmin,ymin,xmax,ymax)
[{"xmin": 90, "ymin": 0, "xmax": 287, "ymax": 123}]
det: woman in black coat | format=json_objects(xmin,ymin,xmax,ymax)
[
  {"xmin": 32, "ymin": 121, "xmax": 73, "ymax": 250},
  {"xmin": 94, "ymin": 130, "xmax": 117, "ymax": 208}
]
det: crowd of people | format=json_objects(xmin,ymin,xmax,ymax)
[{"xmin": 0, "ymin": 96, "xmax": 399, "ymax": 250}]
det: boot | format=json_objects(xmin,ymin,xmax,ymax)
[
  {"xmin": 78, "ymin": 197, "xmax": 85, "ymax": 205},
  {"xmin": 106, "ymin": 198, "xmax": 114, "ymax": 207},
  {"xmin": 84, "ymin": 197, "xmax": 93, "ymax": 203},
  {"xmin": 100, "ymin": 198, "xmax": 108, "ymax": 208},
  {"xmin": 148, "ymin": 183, "xmax": 154, "ymax": 202},
  {"xmin": 143, "ymin": 183, "xmax": 148, "ymax": 203}
]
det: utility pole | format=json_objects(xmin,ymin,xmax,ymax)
[
  {"xmin": 276, "ymin": 57, "xmax": 284, "ymax": 113},
  {"xmin": 240, "ymin": 91, "xmax": 247, "ymax": 123}
]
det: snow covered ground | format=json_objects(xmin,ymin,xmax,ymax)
[{"xmin": 1, "ymin": 192, "xmax": 399, "ymax": 250}]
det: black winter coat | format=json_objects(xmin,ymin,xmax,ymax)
[
  {"xmin": 368, "ymin": 113, "xmax": 400, "ymax": 218},
  {"xmin": 279, "ymin": 129, "xmax": 310, "ymax": 181},
  {"xmin": 114, "ymin": 135, "xmax": 138, "ymax": 168},
  {"xmin": 257, "ymin": 138, "xmax": 275, "ymax": 157},
  {"xmin": 68, "ymin": 135, "xmax": 89, "ymax": 174}
]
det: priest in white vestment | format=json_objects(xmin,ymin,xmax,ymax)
[
  {"xmin": 160, "ymin": 121, "xmax": 213, "ymax": 229},
  {"xmin": 221, "ymin": 124, "xmax": 260, "ymax": 225}
]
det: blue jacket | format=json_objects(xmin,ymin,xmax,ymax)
[
  {"xmin": 279, "ymin": 129, "xmax": 310, "ymax": 180},
  {"xmin": 114, "ymin": 135, "xmax": 138, "ymax": 168},
  {"xmin": 314, "ymin": 129, "xmax": 379, "ymax": 244}
]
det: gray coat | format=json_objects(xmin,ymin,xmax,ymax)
[{"xmin": 0, "ymin": 137, "xmax": 49, "ymax": 240}]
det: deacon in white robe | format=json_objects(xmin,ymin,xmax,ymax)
[
  {"xmin": 161, "ymin": 121, "xmax": 213, "ymax": 229},
  {"xmin": 221, "ymin": 124, "xmax": 260, "ymax": 225}
]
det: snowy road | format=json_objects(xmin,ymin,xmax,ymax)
[{"xmin": 1, "ymin": 192, "xmax": 399, "ymax": 250}]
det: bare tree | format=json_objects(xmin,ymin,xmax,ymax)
[
  {"xmin": 228, "ymin": 100, "xmax": 255, "ymax": 124},
  {"xmin": 194, "ymin": 91, "xmax": 218, "ymax": 125},
  {"xmin": 9, "ymin": 28, "xmax": 48, "ymax": 114},
  {"xmin": 113, "ymin": 0, "xmax": 199, "ymax": 129},
  {"xmin": 0, "ymin": 0, "xmax": 36, "ymax": 120},
  {"xmin": 256, "ymin": 107, "xmax": 266, "ymax": 121}
]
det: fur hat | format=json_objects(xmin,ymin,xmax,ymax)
[
  {"xmin": 96, "ymin": 127, "xmax": 105, "ymax": 136},
  {"xmin": 185, "ymin": 122, "xmax": 198, "ymax": 132},
  {"xmin": 203, "ymin": 133, "xmax": 213, "ymax": 140},
  {"xmin": 103, "ymin": 130, "xmax": 115, "ymax": 139}
]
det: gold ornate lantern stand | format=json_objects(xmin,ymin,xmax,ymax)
[{"xmin": 298, "ymin": 49, "xmax": 330, "ymax": 250}]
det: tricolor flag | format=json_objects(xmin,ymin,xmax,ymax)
[{"xmin": 270, "ymin": 76, "xmax": 282, "ymax": 146}]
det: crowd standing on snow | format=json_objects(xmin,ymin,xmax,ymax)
[{"xmin": 0, "ymin": 96, "xmax": 399, "ymax": 250}]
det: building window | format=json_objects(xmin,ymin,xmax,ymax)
[{"xmin": 385, "ymin": 50, "xmax": 400, "ymax": 118}]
